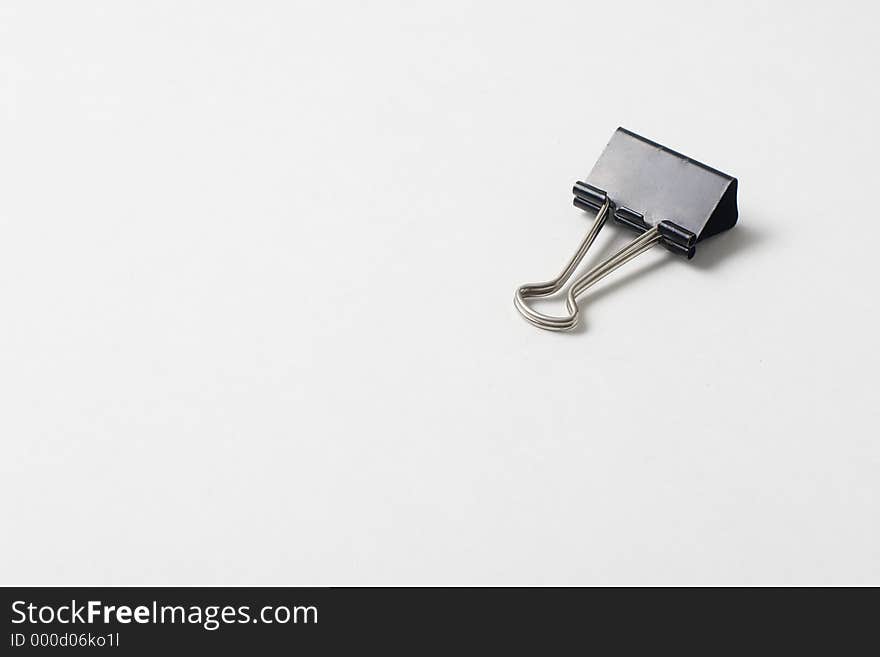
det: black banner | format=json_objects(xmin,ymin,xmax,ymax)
[{"xmin": 1, "ymin": 587, "xmax": 873, "ymax": 653}]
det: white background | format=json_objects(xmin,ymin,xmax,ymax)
[{"xmin": 1, "ymin": 1, "xmax": 878, "ymax": 585}]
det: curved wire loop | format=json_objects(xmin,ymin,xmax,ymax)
[{"xmin": 514, "ymin": 199, "xmax": 661, "ymax": 331}]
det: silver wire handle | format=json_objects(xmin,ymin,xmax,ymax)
[{"xmin": 514, "ymin": 197, "xmax": 662, "ymax": 331}]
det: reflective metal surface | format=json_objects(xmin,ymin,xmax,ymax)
[{"xmin": 514, "ymin": 199, "xmax": 661, "ymax": 331}]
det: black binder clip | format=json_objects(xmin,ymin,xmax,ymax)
[{"xmin": 514, "ymin": 127, "xmax": 738, "ymax": 331}]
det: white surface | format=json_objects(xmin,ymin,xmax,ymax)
[{"xmin": 1, "ymin": 1, "xmax": 878, "ymax": 585}]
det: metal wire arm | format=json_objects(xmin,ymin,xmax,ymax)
[{"xmin": 514, "ymin": 197, "xmax": 661, "ymax": 331}]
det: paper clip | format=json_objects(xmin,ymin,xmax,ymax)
[{"xmin": 514, "ymin": 128, "xmax": 739, "ymax": 331}]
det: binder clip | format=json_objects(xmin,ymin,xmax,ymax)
[{"xmin": 514, "ymin": 127, "xmax": 738, "ymax": 331}]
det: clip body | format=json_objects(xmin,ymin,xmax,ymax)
[
  {"xmin": 574, "ymin": 127, "xmax": 738, "ymax": 258},
  {"xmin": 515, "ymin": 127, "xmax": 738, "ymax": 331}
]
